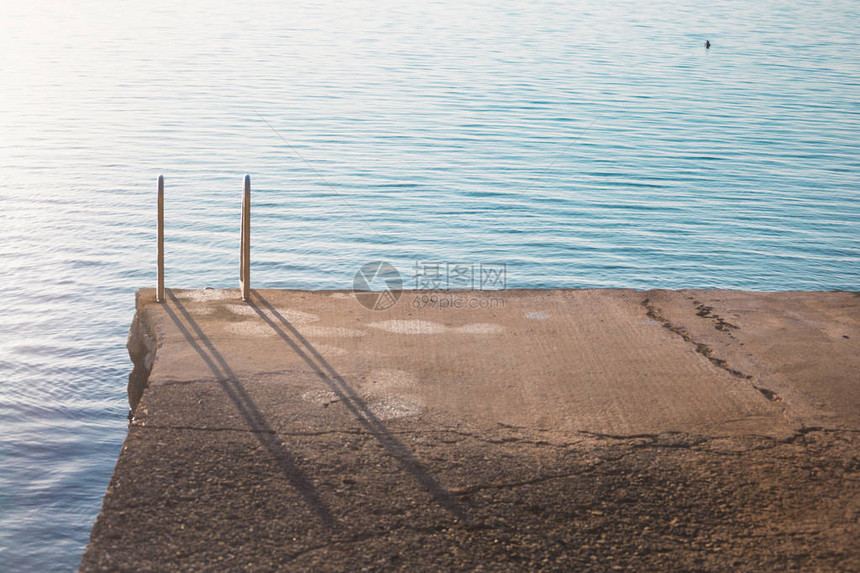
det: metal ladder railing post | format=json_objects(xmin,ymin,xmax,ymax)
[
  {"xmin": 156, "ymin": 175, "xmax": 165, "ymax": 303},
  {"xmin": 239, "ymin": 175, "xmax": 251, "ymax": 301}
]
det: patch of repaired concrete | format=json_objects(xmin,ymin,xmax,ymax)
[
  {"xmin": 369, "ymin": 320, "xmax": 448, "ymax": 334},
  {"xmin": 224, "ymin": 303, "xmax": 259, "ymax": 316},
  {"xmin": 224, "ymin": 322, "xmax": 276, "ymax": 337},
  {"xmin": 363, "ymin": 394, "xmax": 423, "ymax": 420},
  {"xmin": 174, "ymin": 290, "xmax": 234, "ymax": 302},
  {"xmin": 525, "ymin": 312, "xmax": 550, "ymax": 319},
  {"xmin": 368, "ymin": 320, "xmax": 504, "ymax": 335},
  {"xmin": 299, "ymin": 326, "xmax": 366, "ymax": 338},
  {"xmin": 225, "ymin": 304, "xmax": 320, "ymax": 324},
  {"xmin": 455, "ymin": 323, "xmax": 505, "ymax": 334},
  {"xmin": 300, "ymin": 389, "xmax": 340, "ymax": 405},
  {"xmin": 300, "ymin": 387, "xmax": 422, "ymax": 421}
]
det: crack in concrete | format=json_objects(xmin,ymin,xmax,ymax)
[
  {"xmin": 133, "ymin": 422, "xmax": 851, "ymax": 453},
  {"xmin": 693, "ymin": 301, "xmax": 740, "ymax": 334},
  {"xmin": 437, "ymin": 429, "xmax": 584, "ymax": 449},
  {"xmin": 577, "ymin": 430, "xmax": 712, "ymax": 450},
  {"xmin": 642, "ymin": 297, "xmax": 782, "ymax": 403},
  {"xmin": 131, "ymin": 423, "xmax": 587, "ymax": 450},
  {"xmin": 445, "ymin": 427, "xmax": 851, "ymax": 497},
  {"xmin": 586, "ymin": 426, "xmax": 852, "ymax": 452},
  {"xmin": 131, "ymin": 423, "xmax": 279, "ymax": 433}
]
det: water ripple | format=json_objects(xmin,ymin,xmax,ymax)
[{"xmin": 2, "ymin": 0, "xmax": 860, "ymax": 570}]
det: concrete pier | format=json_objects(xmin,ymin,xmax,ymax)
[{"xmin": 81, "ymin": 289, "xmax": 859, "ymax": 571}]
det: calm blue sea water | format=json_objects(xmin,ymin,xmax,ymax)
[{"xmin": 1, "ymin": 0, "xmax": 858, "ymax": 569}]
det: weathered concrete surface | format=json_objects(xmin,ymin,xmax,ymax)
[{"xmin": 81, "ymin": 289, "xmax": 859, "ymax": 571}]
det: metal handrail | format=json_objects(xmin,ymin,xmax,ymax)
[
  {"xmin": 155, "ymin": 174, "xmax": 251, "ymax": 303},
  {"xmin": 240, "ymin": 175, "xmax": 251, "ymax": 301},
  {"xmin": 156, "ymin": 175, "xmax": 165, "ymax": 303}
]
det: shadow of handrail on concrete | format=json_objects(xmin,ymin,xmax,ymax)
[
  {"xmin": 249, "ymin": 290, "xmax": 465, "ymax": 521},
  {"xmin": 162, "ymin": 290, "xmax": 336, "ymax": 527}
]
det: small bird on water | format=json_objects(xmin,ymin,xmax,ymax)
[{"xmin": 705, "ymin": 40, "xmax": 711, "ymax": 49}]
